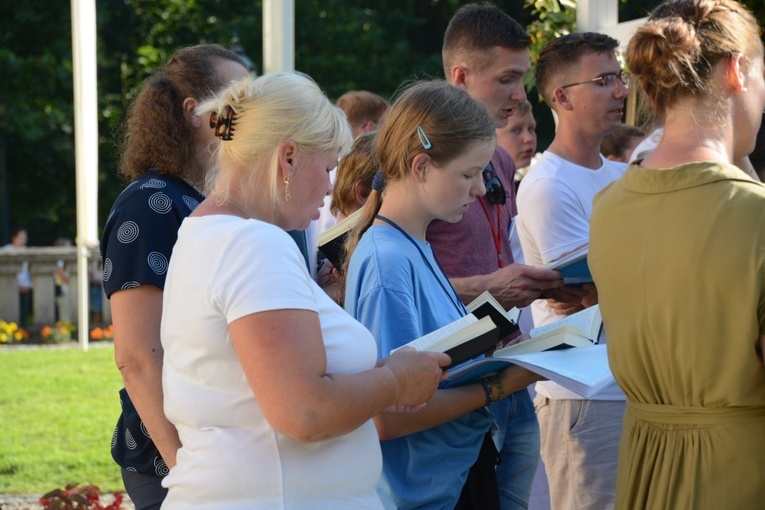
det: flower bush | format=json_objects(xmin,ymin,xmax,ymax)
[
  {"xmin": 90, "ymin": 324, "xmax": 114, "ymax": 342},
  {"xmin": 40, "ymin": 483, "xmax": 125, "ymax": 509},
  {"xmin": 41, "ymin": 321, "xmax": 76, "ymax": 344},
  {"xmin": 0, "ymin": 320, "xmax": 29, "ymax": 344}
]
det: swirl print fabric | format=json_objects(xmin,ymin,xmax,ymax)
[{"xmin": 100, "ymin": 170, "xmax": 205, "ymax": 476}]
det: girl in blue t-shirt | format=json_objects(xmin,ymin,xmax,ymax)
[{"xmin": 342, "ymin": 80, "xmax": 542, "ymax": 510}]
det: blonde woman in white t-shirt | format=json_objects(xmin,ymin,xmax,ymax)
[{"xmin": 159, "ymin": 72, "xmax": 449, "ymax": 510}]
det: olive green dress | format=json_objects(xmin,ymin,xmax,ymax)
[{"xmin": 589, "ymin": 162, "xmax": 765, "ymax": 509}]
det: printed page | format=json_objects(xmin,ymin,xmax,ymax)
[
  {"xmin": 529, "ymin": 305, "xmax": 601, "ymax": 340},
  {"xmin": 393, "ymin": 314, "xmax": 478, "ymax": 354}
]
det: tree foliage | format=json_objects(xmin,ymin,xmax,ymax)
[
  {"xmin": 524, "ymin": 0, "xmax": 578, "ymax": 90},
  {"xmin": 0, "ymin": 0, "xmax": 763, "ymax": 244}
]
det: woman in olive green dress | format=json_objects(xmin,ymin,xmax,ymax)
[{"xmin": 589, "ymin": 1, "xmax": 765, "ymax": 508}]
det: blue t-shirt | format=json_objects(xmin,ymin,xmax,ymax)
[
  {"xmin": 100, "ymin": 170, "xmax": 204, "ymax": 477},
  {"xmin": 344, "ymin": 225, "xmax": 494, "ymax": 510}
]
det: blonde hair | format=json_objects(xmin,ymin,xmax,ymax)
[
  {"xmin": 197, "ymin": 72, "xmax": 352, "ymax": 211},
  {"xmin": 627, "ymin": 0, "xmax": 762, "ymax": 120}
]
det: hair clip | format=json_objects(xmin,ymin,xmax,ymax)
[
  {"xmin": 209, "ymin": 105, "xmax": 236, "ymax": 141},
  {"xmin": 416, "ymin": 126, "xmax": 432, "ymax": 150}
]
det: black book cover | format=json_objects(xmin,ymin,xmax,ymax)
[{"xmin": 442, "ymin": 327, "xmax": 500, "ymax": 369}]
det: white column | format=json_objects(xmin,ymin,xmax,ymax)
[
  {"xmin": 263, "ymin": 0, "xmax": 295, "ymax": 73},
  {"xmin": 577, "ymin": 0, "xmax": 647, "ymax": 51},
  {"xmin": 576, "ymin": 0, "xmax": 618, "ymax": 33},
  {"xmin": 71, "ymin": 0, "xmax": 99, "ymax": 351}
]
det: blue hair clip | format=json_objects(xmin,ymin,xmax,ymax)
[
  {"xmin": 417, "ymin": 126, "xmax": 432, "ymax": 150},
  {"xmin": 371, "ymin": 169, "xmax": 386, "ymax": 192}
]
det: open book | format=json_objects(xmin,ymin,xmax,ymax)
[
  {"xmin": 466, "ymin": 291, "xmax": 520, "ymax": 340},
  {"xmin": 317, "ymin": 208, "xmax": 364, "ymax": 268},
  {"xmin": 499, "ymin": 344, "xmax": 614, "ymax": 398},
  {"xmin": 515, "ymin": 304, "xmax": 602, "ymax": 354},
  {"xmin": 545, "ymin": 244, "xmax": 591, "ymax": 285},
  {"xmin": 441, "ymin": 305, "xmax": 605, "ymax": 394},
  {"xmin": 392, "ymin": 314, "xmax": 499, "ymax": 369}
]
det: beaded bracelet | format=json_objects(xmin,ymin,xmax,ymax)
[
  {"xmin": 477, "ymin": 377, "xmax": 493, "ymax": 407},
  {"xmin": 489, "ymin": 375, "xmax": 505, "ymax": 401}
]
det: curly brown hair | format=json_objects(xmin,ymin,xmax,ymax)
[{"xmin": 117, "ymin": 44, "xmax": 246, "ymax": 188}]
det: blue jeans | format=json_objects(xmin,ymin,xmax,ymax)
[{"xmin": 492, "ymin": 389, "xmax": 540, "ymax": 510}]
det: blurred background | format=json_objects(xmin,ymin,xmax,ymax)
[{"xmin": 1, "ymin": 0, "xmax": 762, "ymax": 246}]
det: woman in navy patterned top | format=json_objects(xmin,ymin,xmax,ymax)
[{"xmin": 99, "ymin": 44, "xmax": 248, "ymax": 510}]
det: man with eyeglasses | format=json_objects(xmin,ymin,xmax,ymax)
[
  {"xmin": 426, "ymin": 4, "xmax": 579, "ymax": 510},
  {"xmin": 515, "ymin": 32, "xmax": 629, "ymax": 510}
]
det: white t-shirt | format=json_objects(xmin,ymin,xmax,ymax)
[
  {"xmin": 516, "ymin": 151, "xmax": 627, "ymax": 400},
  {"xmin": 161, "ymin": 215, "xmax": 383, "ymax": 509}
]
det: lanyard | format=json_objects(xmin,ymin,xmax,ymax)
[
  {"xmin": 478, "ymin": 197, "xmax": 504, "ymax": 268},
  {"xmin": 375, "ymin": 214, "xmax": 467, "ymax": 316}
]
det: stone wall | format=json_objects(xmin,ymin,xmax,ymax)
[{"xmin": 0, "ymin": 247, "xmax": 110, "ymax": 327}]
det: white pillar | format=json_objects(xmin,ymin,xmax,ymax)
[
  {"xmin": 71, "ymin": 0, "xmax": 99, "ymax": 351},
  {"xmin": 576, "ymin": 0, "xmax": 618, "ymax": 33},
  {"xmin": 576, "ymin": 0, "xmax": 647, "ymax": 51},
  {"xmin": 263, "ymin": 0, "xmax": 295, "ymax": 73}
]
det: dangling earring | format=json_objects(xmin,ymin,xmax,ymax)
[{"xmin": 284, "ymin": 176, "xmax": 291, "ymax": 201}]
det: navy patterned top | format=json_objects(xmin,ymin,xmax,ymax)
[{"xmin": 100, "ymin": 170, "xmax": 204, "ymax": 477}]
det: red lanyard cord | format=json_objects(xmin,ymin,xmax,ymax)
[{"xmin": 478, "ymin": 197, "xmax": 504, "ymax": 268}]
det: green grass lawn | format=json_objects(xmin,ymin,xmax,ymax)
[{"xmin": 0, "ymin": 345, "xmax": 125, "ymax": 494}]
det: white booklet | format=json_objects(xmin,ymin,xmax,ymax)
[
  {"xmin": 440, "ymin": 305, "xmax": 601, "ymax": 384},
  {"xmin": 502, "ymin": 344, "xmax": 614, "ymax": 398},
  {"xmin": 442, "ymin": 332, "xmax": 615, "ymax": 399}
]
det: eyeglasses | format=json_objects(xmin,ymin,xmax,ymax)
[
  {"xmin": 560, "ymin": 71, "xmax": 630, "ymax": 90},
  {"xmin": 483, "ymin": 163, "xmax": 506, "ymax": 206}
]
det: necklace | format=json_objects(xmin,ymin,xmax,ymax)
[{"xmin": 375, "ymin": 214, "xmax": 467, "ymax": 316}]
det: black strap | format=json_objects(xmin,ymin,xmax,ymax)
[{"xmin": 374, "ymin": 214, "xmax": 467, "ymax": 316}]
